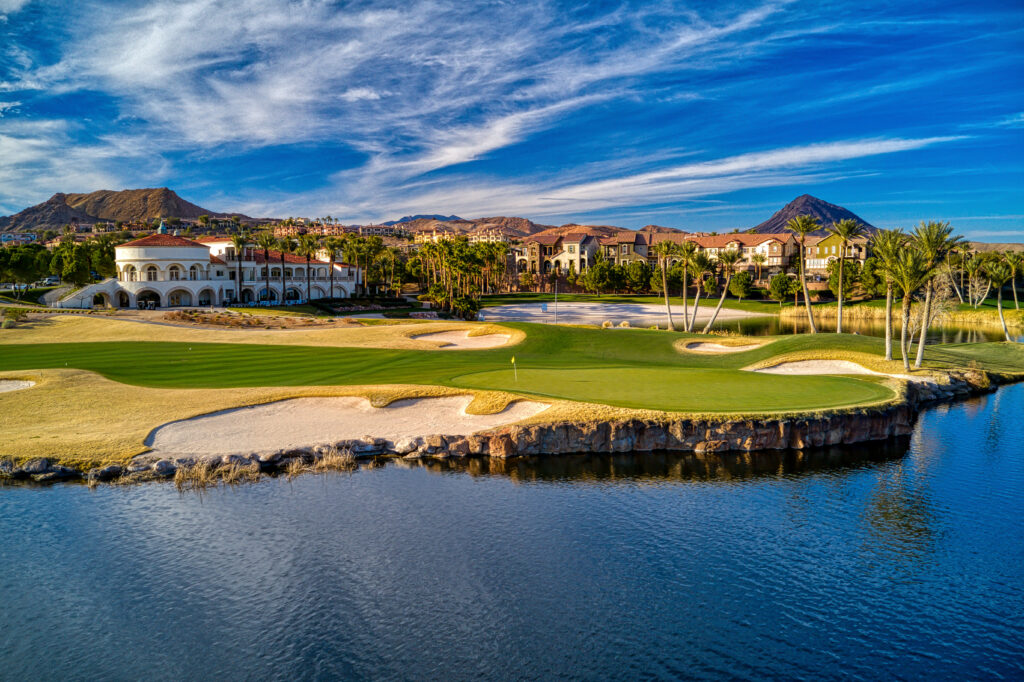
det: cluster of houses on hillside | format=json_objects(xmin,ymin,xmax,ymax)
[{"xmin": 517, "ymin": 230, "xmax": 870, "ymax": 279}]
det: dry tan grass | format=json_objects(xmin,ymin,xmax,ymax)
[
  {"xmin": 286, "ymin": 458, "xmax": 305, "ymax": 480},
  {"xmin": 313, "ymin": 446, "xmax": 357, "ymax": 472},
  {"xmin": 0, "ymin": 314, "xmax": 525, "ymax": 350},
  {"xmin": 0, "ymin": 367, "xmax": 539, "ymax": 466}
]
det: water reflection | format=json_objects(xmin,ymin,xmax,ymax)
[{"xmin": 398, "ymin": 440, "xmax": 912, "ymax": 484}]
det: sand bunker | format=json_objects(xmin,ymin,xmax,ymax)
[
  {"xmin": 0, "ymin": 380, "xmax": 34, "ymax": 393},
  {"xmin": 750, "ymin": 360, "xmax": 931, "ymax": 382},
  {"xmin": 146, "ymin": 395, "xmax": 548, "ymax": 458},
  {"xmin": 412, "ymin": 330, "xmax": 511, "ymax": 349},
  {"xmin": 685, "ymin": 342, "xmax": 763, "ymax": 353}
]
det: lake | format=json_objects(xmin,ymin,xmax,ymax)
[
  {"xmin": 711, "ymin": 314, "xmax": 1021, "ymax": 344},
  {"xmin": 2, "ymin": 384, "xmax": 1023, "ymax": 679}
]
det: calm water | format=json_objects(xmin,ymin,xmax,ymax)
[
  {"xmin": 711, "ymin": 314, "xmax": 1022, "ymax": 344},
  {"xmin": 2, "ymin": 386, "xmax": 1024, "ymax": 680}
]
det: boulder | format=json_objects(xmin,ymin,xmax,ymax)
[
  {"xmin": 152, "ymin": 460, "xmax": 177, "ymax": 476},
  {"xmin": 20, "ymin": 458, "xmax": 52, "ymax": 475},
  {"xmin": 32, "ymin": 465, "xmax": 80, "ymax": 482},
  {"xmin": 86, "ymin": 465, "xmax": 124, "ymax": 482}
]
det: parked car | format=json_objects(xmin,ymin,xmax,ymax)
[{"xmin": 42, "ymin": 276, "xmax": 61, "ymax": 286}]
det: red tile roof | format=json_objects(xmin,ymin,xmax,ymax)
[
  {"xmin": 562, "ymin": 232, "xmax": 593, "ymax": 242},
  {"xmin": 526, "ymin": 234, "xmax": 561, "ymax": 245},
  {"xmin": 209, "ymin": 255, "xmax": 227, "ymax": 265},
  {"xmin": 118, "ymin": 234, "xmax": 206, "ymax": 248}
]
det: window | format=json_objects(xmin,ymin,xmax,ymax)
[
  {"xmin": 169, "ymin": 266, "xmax": 182, "ymax": 281},
  {"xmin": 620, "ymin": 244, "xmax": 629, "ymax": 254},
  {"xmin": 568, "ymin": 245, "xmax": 575, "ymax": 254},
  {"xmin": 145, "ymin": 266, "xmax": 158, "ymax": 282}
]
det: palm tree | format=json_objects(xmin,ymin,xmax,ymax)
[
  {"xmin": 890, "ymin": 249, "xmax": 934, "ymax": 371},
  {"xmin": 784, "ymin": 215, "xmax": 820, "ymax": 333},
  {"xmin": 826, "ymin": 218, "xmax": 867, "ymax": 333},
  {"xmin": 687, "ymin": 252, "xmax": 712, "ymax": 332},
  {"xmin": 230, "ymin": 231, "xmax": 249, "ymax": 303},
  {"xmin": 911, "ymin": 221, "xmax": 963, "ymax": 369},
  {"xmin": 324, "ymin": 236, "xmax": 343, "ymax": 299},
  {"xmin": 869, "ymin": 229, "xmax": 905, "ymax": 362},
  {"xmin": 651, "ymin": 240, "xmax": 680, "ymax": 330},
  {"xmin": 677, "ymin": 240, "xmax": 697, "ymax": 331},
  {"xmin": 750, "ymin": 252, "xmax": 767, "ymax": 282},
  {"xmin": 296, "ymin": 233, "xmax": 320, "ymax": 302},
  {"xmin": 702, "ymin": 249, "xmax": 743, "ymax": 333},
  {"xmin": 985, "ymin": 261, "xmax": 1015, "ymax": 342},
  {"xmin": 277, "ymin": 236, "xmax": 293, "ymax": 304},
  {"xmin": 1004, "ymin": 251, "xmax": 1022, "ymax": 311},
  {"xmin": 255, "ymin": 231, "xmax": 276, "ymax": 304}
]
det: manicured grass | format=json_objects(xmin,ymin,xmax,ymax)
[
  {"xmin": 227, "ymin": 305, "xmax": 320, "ymax": 317},
  {"xmin": 0, "ymin": 286, "xmax": 60, "ymax": 305},
  {"xmin": 481, "ymin": 293, "xmax": 784, "ymax": 313},
  {"xmin": 0, "ymin": 323, "xmax": 936, "ymax": 414}
]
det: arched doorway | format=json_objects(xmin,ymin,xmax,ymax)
[
  {"xmin": 258, "ymin": 287, "xmax": 279, "ymax": 303},
  {"xmin": 285, "ymin": 288, "xmax": 301, "ymax": 302},
  {"xmin": 92, "ymin": 293, "xmax": 111, "ymax": 308},
  {"xmin": 241, "ymin": 289, "xmax": 254, "ymax": 303},
  {"xmin": 117, "ymin": 291, "xmax": 130, "ymax": 308},
  {"xmin": 167, "ymin": 289, "xmax": 192, "ymax": 306},
  {"xmin": 137, "ymin": 290, "xmax": 161, "ymax": 308},
  {"xmin": 197, "ymin": 288, "xmax": 214, "ymax": 306}
]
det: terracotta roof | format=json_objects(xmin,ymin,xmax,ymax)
[
  {"xmin": 526, "ymin": 234, "xmax": 561, "ymax": 245},
  {"xmin": 117, "ymin": 234, "xmax": 207, "ymax": 248},
  {"xmin": 691, "ymin": 234, "xmax": 785, "ymax": 248},
  {"xmin": 562, "ymin": 232, "xmax": 592, "ymax": 242},
  {"xmin": 209, "ymin": 255, "xmax": 227, "ymax": 265}
]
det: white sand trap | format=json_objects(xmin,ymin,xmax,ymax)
[
  {"xmin": 0, "ymin": 380, "xmax": 34, "ymax": 393},
  {"xmin": 412, "ymin": 330, "xmax": 511, "ymax": 349},
  {"xmin": 146, "ymin": 395, "xmax": 548, "ymax": 457},
  {"xmin": 685, "ymin": 342, "xmax": 763, "ymax": 353},
  {"xmin": 750, "ymin": 360, "xmax": 932, "ymax": 383}
]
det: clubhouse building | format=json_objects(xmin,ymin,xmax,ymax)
[{"xmin": 61, "ymin": 233, "xmax": 361, "ymax": 309}]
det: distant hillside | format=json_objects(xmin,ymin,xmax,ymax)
[
  {"xmin": 969, "ymin": 241, "xmax": 1024, "ymax": 253},
  {"xmin": 381, "ymin": 214, "xmax": 463, "ymax": 226},
  {"xmin": 751, "ymin": 195, "xmax": 876, "ymax": 235},
  {"xmin": 0, "ymin": 188, "xmax": 254, "ymax": 232},
  {"xmin": 391, "ymin": 215, "xmax": 555, "ymax": 238}
]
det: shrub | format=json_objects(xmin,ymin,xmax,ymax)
[
  {"xmin": 618, "ymin": 320, "xmax": 631, "ymax": 328},
  {"xmin": 1, "ymin": 319, "xmax": 14, "ymax": 329},
  {"xmin": 602, "ymin": 320, "xmax": 613, "ymax": 328}
]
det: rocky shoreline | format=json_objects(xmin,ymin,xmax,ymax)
[{"xmin": 0, "ymin": 371, "xmax": 998, "ymax": 485}]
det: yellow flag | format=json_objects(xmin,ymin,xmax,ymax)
[{"xmin": 511, "ymin": 356, "xmax": 516, "ymax": 364}]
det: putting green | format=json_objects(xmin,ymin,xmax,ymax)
[{"xmin": 452, "ymin": 367, "xmax": 894, "ymax": 413}]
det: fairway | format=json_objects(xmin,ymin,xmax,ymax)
[{"xmin": 452, "ymin": 367, "xmax": 894, "ymax": 413}]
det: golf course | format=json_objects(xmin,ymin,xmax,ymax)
[{"xmin": 2, "ymin": 312, "xmax": 1023, "ymax": 469}]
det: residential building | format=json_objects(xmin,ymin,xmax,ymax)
[
  {"xmin": 53, "ymin": 234, "xmax": 362, "ymax": 309},
  {"xmin": 803, "ymin": 234, "xmax": 871, "ymax": 272}
]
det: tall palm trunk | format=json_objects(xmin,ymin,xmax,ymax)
[
  {"xmin": 305, "ymin": 256, "xmax": 312, "ymax": 302},
  {"xmin": 702, "ymin": 273, "xmax": 732, "ymax": 333},
  {"xmin": 913, "ymin": 282, "xmax": 933, "ymax": 369},
  {"xmin": 263, "ymin": 248, "xmax": 271, "ymax": 304},
  {"xmin": 660, "ymin": 259, "xmax": 674, "ymax": 331},
  {"xmin": 884, "ymin": 282, "xmax": 894, "ymax": 362},
  {"xmin": 900, "ymin": 293, "xmax": 913, "ymax": 371},
  {"xmin": 798, "ymin": 239, "xmax": 817, "ymax": 333},
  {"xmin": 836, "ymin": 252, "xmax": 845, "ymax": 333},
  {"xmin": 236, "ymin": 252, "xmax": 243, "ymax": 303},
  {"xmin": 691, "ymin": 278, "xmax": 704, "ymax": 329},
  {"xmin": 328, "ymin": 255, "xmax": 335, "ymax": 299},
  {"xmin": 681, "ymin": 266, "xmax": 690, "ymax": 331},
  {"xmin": 1013, "ymin": 274, "xmax": 1019, "ymax": 311},
  {"xmin": 280, "ymin": 254, "xmax": 287, "ymax": 304},
  {"xmin": 996, "ymin": 285, "xmax": 1011, "ymax": 342}
]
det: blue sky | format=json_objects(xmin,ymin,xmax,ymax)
[{"xmin": 1, "ymin": 0, "xmax": 1021, "ymax": 238}]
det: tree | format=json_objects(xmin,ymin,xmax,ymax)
[
  {"xmin": 623, "ymin": 259, "xmax": 650, "ymax": 294},
  {"xmin": 255, "ymin": 231, "xmax": 277, "ymax": 303},
  {"xmin": 687, "ymin": 252, "xmax": 712, "ymax": 331},
  {"xmin": 750, "ymin": 252, "xmax": 767, "ymax": 281},
  {"xmin": 702, "ymin": 249, "xmax": 742, "ymax": 333},
  {"xmin": 729, "ymin": 271, "xmax": 753, "ymax": 300},
  {"xmin": 676, "ymin": 240, "xmax": 697, "ymax": 331},
  {"xmin": 826, "ymin": 258, "xmax": 860, "ymax": 300},
  {"xmin": 1004, "ymin": 251, "xmax": 1022, "ymax": 311},
  {"xmin": 650, "ymin": 241, "xmax": 680, "ymax": 330},
  {"xmin": 827, "ymin": 218, "xmax": 867, "ymax": 333},
  {"xmin": 581, "ymin": 252, "xmax": 613, "ymax": 295},
  {"xmin": 323, "ymin": 236, "xmax": 343, "ymax": 299},
  {"xmin": 870, "ymin": 229, "xmax": 906, "ymax": 362},
  {"xmin": 985, "ymin": 261, "xmax": 1015, "ymax": 342},
  {"xmin": 768, "ymin": 272, "xmax": 791, "ymax": 307},
  {"xmin": 62, "ymin": 243, "xmax": 92, "ymax": 286},
  {"xmin": 784, "ymin": 215, "xmax": 820, "ymax": 333},
  {"xmin": 911, "ymin": 221, "xmax": 963, "ymax": 368},
  {"xmin": 296, "ymin": 233, "xmax": 320, "ymax": 302},
  {"xmin": 519, "ymin": 271, "xmax": 535, "ymax": 290},
  {"xmin": 230, "ymin": 231, "xmax": 249, "ymax": 302},
  {"xmin": 890, "ymin": 249, "xmax": 934, "ymax": 371},
  {"xmin": 277, "ymin": 237, "xmax": 294, "ymax": 304}
]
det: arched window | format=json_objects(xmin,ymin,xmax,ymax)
[
  {"xmin": 169, "ymin": 265, "xmax": 182, "ymax": 281},
  {"xmin": 145, "ymin": 266, "xmax": 158, "ymax": 282},
  {"xmin": 124, "ymin": 265, "xmax": 137, "ymax": 282},
  {"xmin": 190, "ymin": 265, "xmax": 201, "ymax": 280}
]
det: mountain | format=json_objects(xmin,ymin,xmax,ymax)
[
  {"xmin": 381, "ymin": 214, "xmax": 463, "ymax": 226},
  {"xmin": 0, "ymin": 188, "xmax": 253, "ymax": 232},
  {"xmin": 390, "ymin": 215, "xmax": 555, "ymax": 238},
  {"xmin": 751, "ymin": 195, "xmax": 876, "ymax": 235}
]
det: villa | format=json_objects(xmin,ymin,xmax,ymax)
[{"xmin": 57, "ymin": 233, "xmax": 361, "ymax": 309}]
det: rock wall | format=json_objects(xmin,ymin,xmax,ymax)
[{"xmin": 0, "ymin": 371, "xmax": 998, "ymax": 483}]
